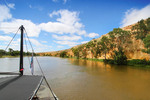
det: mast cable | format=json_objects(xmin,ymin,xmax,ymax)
[
  {"xmin": 24, "ymin": 29, "xmax": 57, "ymax": 100},
  {"xmin": 24, "ymin": 33, "xmax": 30, "ymax": 65},
  {"xmin": 5, "ymin": 29, "xmax": 20, "ymax": 51},
  {"xmin": 0, "ymin": 29, "xmax": 20, "ymax": 74},
  {"xmin": 1, "ymin": 26, "xmax": 57, "ymax": 99}
]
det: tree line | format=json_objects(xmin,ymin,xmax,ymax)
[
  {"xmin": 0, "ymin": 48, "xmax": 36, "ymax": 57},
  {"xmin": 59, "ymin": 18, "xmax": 150, "ymax": 65}
]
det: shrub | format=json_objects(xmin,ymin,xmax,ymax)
[
  {"xmin": 132, "ymin": 19, "xmax": 149, "ymax": 40},
  {"xmin": 60, "ymin": 51, "xmax": 67, "ymax": 57},
  {"xmin": 72, "ymin": 48, "xmax": 79, "ymax": 58},
  {"xmin": 128, "ymin": 59, "xmax": 149, "ymax": 65},
  {"xmin": 113, "ymin": 48, "xmax": 127, "ymax": 65},
  {"xmin": 0, "ymin": 49, "xmax": 6, "ymax": 57}
]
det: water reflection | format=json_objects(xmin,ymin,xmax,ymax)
[
  {"xmin": 1, "ymin": 57, "xmax": 150, "ymax": 100},
  {"xmin": 67, "ymin": 58, "xmax": 150, "ymax": 100},
  {"xmin": 68, "ymin": 58, "xmax": 129, "ymax": 74},
  {"xmin": 69, "ymin": 59, "xmax": 150, "ymax": 100}
]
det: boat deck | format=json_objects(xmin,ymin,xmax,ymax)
[{"xmin": 0, "ymin": 75, "xmax": 43, "ymax": 100}]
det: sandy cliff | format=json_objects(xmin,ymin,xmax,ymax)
[{"xmin": 38, "ymin": 18, "xmax": 150, "ymax": 60}]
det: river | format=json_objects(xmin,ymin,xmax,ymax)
[{"xmin": 0, "ymin": 57, "xmax": 150, "ymax": 100}]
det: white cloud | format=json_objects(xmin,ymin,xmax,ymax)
[
  {"xmin": 42, "ymin": 9, "xmax": 86, "ymax": 35},
  {"xmin": 52, "ymin": 0, "xmax": 58, "ymax": 2},
  {"xmin": 76, "ymin": 30, "xmax": 86, "ymax": 35},
  {"xmin": 52, "ymin": 34, "xmax": 82, "ymax": 41},
  {"xmin": 81, "ymin": 41, "xmax": 89, "ymax": 44},
  {"xmin": 87, "ymin": 33, "xmax": 99, "ymax": 38},
  {"xmin": 50, "ymin": 9, "xmax": 79, "ymax": 26},
  {"xmin": 11, "ymin": 39, "xmax": 20, "ymax": 46},
  {"xmin": 39, "ymin": 22, "xmax": 76, "ymax": 34},
  {"xmin": 41, "ymin": 41, "xmax": 47, "ymax": 43},
  {"xmin": 55, "ymin": 40, "xmax": 79, "ymax": 47},
  {"xmin": 0, "ymin": 5, "xmax": 40, "ymax": 37},
  {"xmin": 0, "ymin": 4, "xmax": 12, "ymax": 22},
  {"xmin": 3, "ymin": 38, "xmax": 50, "ymax": 52},
  {"xmin": 0, "ymin": 5, "xmax": 99, "ymax": 50},
  {"xmin": 25, "ymin": 38, "xmax": 52, "ymax": 52},
  {"xmin": 7, "ymin": 3, "xmax": 15, "ymax": 9},
  {"xmin": 57, "ymin": 45, "xmax": 64, "ymax": 48},
  {"xmin": 121, "ymin": 4, "xmax": 150, "ymax": 27},
  {"xmin": 34, "ymin": 46, "xmax": 52, "ymax": 52},
  {"xmin": 40, "ymin": 9, "xmax": 88, "ymax": 47},
  {"xmin": 74, "ymin": 22, "xmax": 84, "ymax": 29},
  {"xmin": 4, "ymin": 39, "xmax": 20, "ymax": 50},
  {"xmin": 0, "ymin": 19, "xmax": 41, "ymax": 37},
  {"xmin": 29, "ymin": 39, "xmax": 51, "ymax": 48},
  {"xmin": 63, "ymin": 0, "xmax": 67, "ymax": 4},
  {"xmin": 29, "ymin": 39, "xmax": 43, "ymax": 46},
  {"xmin": 0, "ymin": 7, "xmax": 87, "ymax": 38},
  {"xmin": 52, "ymin": 0, "xmax": 67, "ymax": 4},
  {"xmin": 0, "ymin": 41, "xmax": 19, "ymax": 51},
  {"xmin": 0, "ymin": 35, "xmax": 12, "ymax": 41}
]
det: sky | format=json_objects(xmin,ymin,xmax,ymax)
[{"xmin": 0, "ymin": 0, "xmax": 150, "ymax": 52}]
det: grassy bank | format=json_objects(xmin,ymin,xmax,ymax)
[
  {"xmin": 85, "ymin": 58, "xmax": 104, "ymax": 62},
  {"xmin": 39, "ymin": 55, "xmax": 150, "ymax": 67},
  {"xmin": 0, "ymin": 55, "xmax": 19, "ymax": 58},
  {"xmin": 104, "ymin": 59, "xmax": 150, "ymax": 67},
  {"xmin": 127, "ymin": 59, "xmax": 150, "ymax": 67},
  {"xmin": 0, "ymin": 55, "xmax": 34, "ymax": 58},
  {"xmin": 66, "ymin": 57, "xmax": 150, "ymax": 67}
]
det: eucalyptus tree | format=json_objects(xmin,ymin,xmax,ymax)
[
  {"xmin": 98, "ymin": 36, "xmax": 110, "ymax": 60},
  {"xmin": 143, "ymin": 34, "xmax": 150, "ymax": 60}
]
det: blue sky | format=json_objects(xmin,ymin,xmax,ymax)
[{"xmin": 0, "ymin": 0, "xmax": 150, "ymax": 52}]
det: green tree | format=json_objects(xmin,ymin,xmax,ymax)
[
  {"xmin": 146, "ymin": 18, "xmax": 150, "ymax": 31},
  {"xmin": 113, "ymin": 48, "xmax": 127, "ymax": 65},
  {"xmin": 143, "ymin": 35, "xmax": 150, "ymax": 57},
  {"xmin": 98, "ymin": 36, "xmax": 110, "ymax": 60},
  {"xmin": 86, "ymin": 41, "xmax": 95, "ymax": 48},
  {"xmin": 9, "ymin": 48, "xmax": 13, "ymax": 53},
  {"xmin": 92, "ymin": 46, "xmax": 101, "ymax": 58},
  {"xmin": 72, "ymin": 48, "xmax": 79, "ymax": 58},
  {"xmin": 108, "ymin": 28, "xmax": 131, "ymax": 49},
  {"xmin": 132, "ymin": 19, "xmax": 149, "ymax": 40},
  {"xmin": 13, "ymin": 50, "xmax": 20, "ymax": 56},
  {"xmin": 82, "ymin": 49, "xmax": 87, "ymax": 59},
  {"xmin": 8, "ymin": 48, "xmax": 14, "ymax": 56},
  {"xmin": 0, "ymin": 49, "xmax": 6, "ymax": 57},
  {"xmin": 60, "ymin": 51, "xmax": 67, "ymax": 57}
]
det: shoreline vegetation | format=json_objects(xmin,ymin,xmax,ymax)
[
  {"xmin": 69, "ymin": 58, "xmax": 150, "ymax": 67},
  {"xmin": 39, "ymin": 18, "xmax": 150, "ymax": 67},
  {"xmin": 0, "ymin": 48, "xmax": 37, "ymax": 58},
  {"xmin": 40, "ymin": 55, "xmax": 150, "ymax": 67},
  {"xmin": 1, "ymin": 49, "xmax": 150, "ymax": 67}
]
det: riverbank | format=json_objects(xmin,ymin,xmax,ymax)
[
  {"xmin": 0, "ymin": 55, "xmax": 36, "ymax": 58},
  {"xmin": 96, "ymin": 59, "xmax": 150, "ymax": 67},
  {"xmin": 0, "ymin": 55, "xmax": 19, "ymax": 58},
  {"xmin": 58, "ymin": 56, "xmax": 150, "ymax": 67},
  {"xmin": 127, "ymin": 59, "xmax": 150, "ymax": 67}
]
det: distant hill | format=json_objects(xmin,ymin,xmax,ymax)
[{"xmin": 38, "ymin": 18, "xmax": 150, "ymax": 60}]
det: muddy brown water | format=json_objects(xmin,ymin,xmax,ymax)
[{"xmin": 1, "ymin": 57, "xmax": 150, "ymax": 100}]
